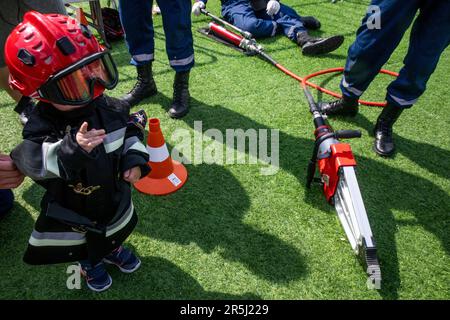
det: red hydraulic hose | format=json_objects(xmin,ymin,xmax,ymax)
[
  {"xmin": 276, "ymin": 64, "xmax": 399, "ymax": 107},
  {"xmin": 207, "ymin": 21, "xmax": 400, "ymax": 107}
]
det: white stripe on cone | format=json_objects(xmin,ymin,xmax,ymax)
[{"xmin": 147, "ymin": 144, "xmax": 170, "ymax": 163}]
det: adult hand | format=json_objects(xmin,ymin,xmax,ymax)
[
  {"xmin": 192, "ymin": 1, "xmax": 206, "ymax": 16},
  {"xmin": 266, "ymin": 0, "xmax": 281, "ymax": 16},
  {"xmin": 76, "ymin": 122, "xmax": 106, "ymax": 153},
  {"xmin": 0, "ymin": 154, "xmax": 25, "ymax": 189}
]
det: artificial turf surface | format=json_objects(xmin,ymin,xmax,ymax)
[{"xmin": 0, "ymin": 0, "xmax": 448, "ymax": 299}]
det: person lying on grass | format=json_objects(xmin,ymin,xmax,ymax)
[
  {"xmin": 6, "ymin": 12, "xmax": 150, "ymax": 292},
  {"xmin": 192, "ymin": 0, "xmax": 344, "ymax": 55}
]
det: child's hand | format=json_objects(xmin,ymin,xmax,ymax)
[
  {"xmin": 123, "ymin": 166, "xmax": 142, "ymax": 184},
  {"xmin": 76, "ymin": 122, "xmax": 106, "ymax": 153}
]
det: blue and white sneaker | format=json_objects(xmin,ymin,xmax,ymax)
[
  {"xmin": 103, "ymin": 246, "xmax": 141, "ymax": 273},
  {"xmin": 79, "ymin": 261, "xmax": 112, "ymax": 292}
]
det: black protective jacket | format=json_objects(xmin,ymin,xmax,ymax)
[{"xmin": 11, "ymin": 95, "xmax": 150, "ymax": 265}]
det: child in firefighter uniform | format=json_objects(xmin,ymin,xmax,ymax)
[{"xmin": 6, "ymin": 12, "xmax": 150, "ymax": 292}]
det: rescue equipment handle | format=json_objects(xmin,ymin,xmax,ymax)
[
  {"xmin": 200, "ymin": 8, "xmax": 254, "ymax": 40},
  {"xmin": 334, "ymin": 130, "xmax": 362, "ymax": 139}
]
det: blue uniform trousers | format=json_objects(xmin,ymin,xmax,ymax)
[
  {"xmin": 118, "ymin": 0, "xmax": 194, "ymax": 72},
  {"xmin": 341, "ymin": 0, "xmax": 450, "ymax": 108},
  {"xmin": 0, "ymin": 189, "xmax": 13, "ymax": 218}
]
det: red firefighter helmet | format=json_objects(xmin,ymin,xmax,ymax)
[{"xmin": 5, "ymin": 11, "xmax": 118, "ymax": 105}]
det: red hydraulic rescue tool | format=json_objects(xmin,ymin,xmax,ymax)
[{"xmin": 200, "ymin": 9, "xmax": 383, "ymax": 289}]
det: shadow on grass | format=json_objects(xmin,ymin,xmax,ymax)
[
  {"xmin": 153, "ymin": 95, "xmax": 448, "ymax": 299},
  {"xmin": 336, "ymin": 112, "xmax": 450, "ymax": 180},
  {"xmin": 20, "ymin": 145, "xmax": 306, "ymax": 287},
  {"xmin": 133, "ymin": 160, "xmax": 307, "ymax": 284},
  {"xmin": 0, "ymin": 200, "xmax": 38, "ymax": 299},
  {"xmin": 0, "ymin": 201, "xmax": 35, "ymax": 262},
  {"xmin": 0, "ymin": 100, "xmax": 17, "ymax": 109},
  {"xmin": 17, "ymin": 184, "xmax": 262, "ymax": 299},
  {"xmin": 16, "ymin": 94, "xmax": 449, "ymax": 298},
  {"xmin": 101, "ymin": 245, "xmax": 261, "ymax": 299},
  {"xmin": 69, "ymin": 254, "xmax": 260, "ymax": 299}
]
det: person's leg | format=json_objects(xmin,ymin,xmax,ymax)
[
  {"xmin": 119, "ymin": 0, "xmax": 154, "ymax": 66},
  {"xmin": 320, "ymin": 0, "xmax": 421, "ymax": 116},
  {"xmin": 386, "ymin": 2, "xmax": 450, "ymax": 108},
  {"xmin": 157, "ymin": 0, "xmax": 194, "ymax": 118},
  {"xmin": 274, "ymin": 4, "xmax": 321, "ymax": 31},
  {"xmin": 222, "ymin": 1, "xmax": 277, "ymax": 38},
  {"xmin": 0, "ymin": 189, "xmax": 14, "ymax": 219},
  {"xmin": 272, "ymin": 4, "xmax": 343, "ymax": 55},
  {"xmin": 272, "ymin": 3, "xmax": 305, "ymax": 41},
  {"xmin": 157, "ymin": 0, "xmax": 194, "ymax": 72},
  {"xmin": 342, "ymin": 0, "xmax": 420, "ymax": 100},
  {"xmin": 373, "ymin": 1, "xmax": 450, "ymax": 157},
  {"xmin": 118, "ymin": 0, "xmax": 157, "ymax": 106}
]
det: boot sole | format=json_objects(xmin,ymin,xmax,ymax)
[
  {"xmin": 122, "ymin": 89, "xmax": 158, "ymax": 107},
  {"xmin": 302, "ymin": 17, "xmax": 321, "ymax": 30},
  {"xmin": 321, "ymin": 109, "xmax": 358, "ymax": 117},
  {"xmin": 80, "ymin": 267, "xmax": 113, "ymax": 293},
  {"xmin": 373, "ymin": 144, "xmax": 395, "ymax": 157},
  {"xmin": 168, "ymin": 107, "xmax": 190, "ymax": 119},
  {"xmin": 86, "ymin": 275, "xmax": 112, "ymax": 293},
  {"xmin": 302, "ymin": 35, "xmax": 344, "ymax": 55},
  {"xmin": 318, "ymin": 102, "xmax": 358, "ymax": 117}
]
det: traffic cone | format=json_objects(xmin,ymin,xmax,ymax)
[
  {"xmin": 74, "ymin": 7, "xmax": 89, "ymax": 26},
  {"xmin": 134, "ymin": 118, "xmax": 188, "ymax": 195}
]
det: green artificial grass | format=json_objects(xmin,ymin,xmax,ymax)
[{"xmin": 0, "ymin": 0, "xmax": 448, "ymax": 299}]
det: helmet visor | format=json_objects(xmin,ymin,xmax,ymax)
[{"xmin": 38, "ymin": 51, "xmax": 118, "ymax": 105}]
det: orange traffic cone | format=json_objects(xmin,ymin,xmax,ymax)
[
  {"xmin": 74, "ymin": 7, "xmax": 89, "ymax": 26},
  {"xmin": 134, "ymin": 118, "xmax": 188, "ymax": 195}
]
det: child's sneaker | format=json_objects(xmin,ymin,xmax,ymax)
[
  {"xmin": 103, "ymin": 246, "xmax": 141, "ymax": 273},
  {"xmin": 79, "ymin": 261, "xmax": 112, "ymax": 292}
]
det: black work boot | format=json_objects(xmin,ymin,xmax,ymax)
[
  {"xmin": 319, "ymin": 95, "xmax": 359, "ymax": 117},
  {"xmin": 373, "ymin": 103, "xmax": 404, "ymax": 157},
  {"xmin": 168, "ymin": 71, "xmax": 190, "ymax": 119},
  {"xmin": 296, "ymin": 31, "xmax": 344, "ymax": 55},
  {"xmin": 14, "ymin": 96, "xmax": 35, "ymax": 126},
  {"xmin": 301, "ymin": 16, "xmax": 321, "ymax": 30},
  {"xmin": 121, "ymin": 63, "xmax": 157, "ymax": 107}
]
